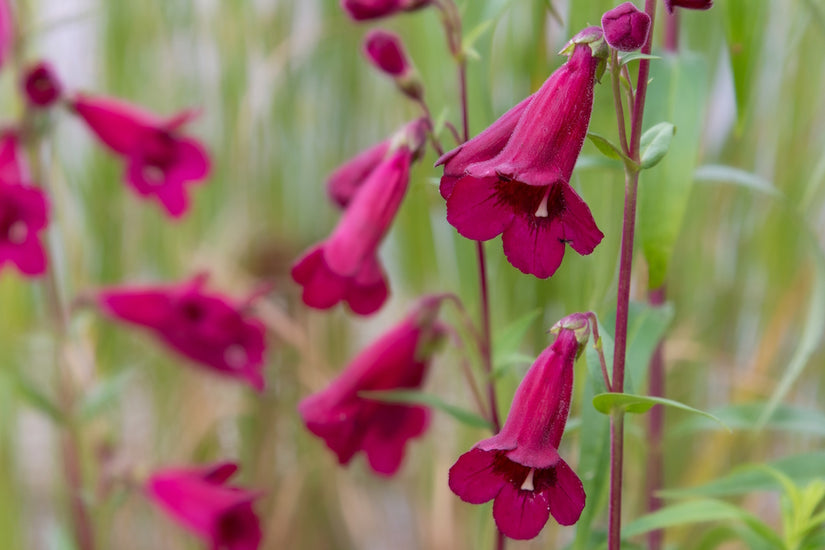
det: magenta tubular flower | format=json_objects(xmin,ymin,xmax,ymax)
[
  {"xmin": 147, "ymin": 461, "xmax": 262, "ymax": 550},
  {"xmin": 97, "ymin": 276, "xmax": 267, "ymax": 390},
  {"xmin": 438, "ymin": 28, "xmax": 606, "ymax": 279},
  {"xmin": 72, "ymin": 94, "xmax": 210, "ymax": 218},
  {"xmin": 449, "ymin": 314, "xmax": 590, "ymax": 540},
  {"xmin": 341, "ymin": 0, "xmax": 430, "ymax": 21},
  {"xmin": 291, "ymin": 119, "xmax": 427, "ymax": 316},
  {"xmin": 0, "ymin": 134, "xmax": 48, "ymax": 277},
  {"xmin": 327, "ymin": 139, "xmax": 390, "ymax": 208},
  {"xmin": 664, "ymin": 0, "xmax": 712, "ymax": 12},
  {"xmin": 22, "ymin": 61, "xmax": 63, "ymax": 107},
  {"xmin": 601, "ymin": 2, "xmax": 651, "ymax": 52},
  {"xmin": 299, "ymin": 295, "xmax": 446, "ymax": 476}
]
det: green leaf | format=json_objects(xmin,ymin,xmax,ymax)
[
  {"xmin": 586, "ymin": 132, "xmax": 628, "ymax": 163},
  {"xmin": 671, "ymin": 402, "xmax": 825, "ymax": 437},
  {"xmin": 639, "ymin": 122, "xmax": 676, "ymax": 169},
  {"xmin": 618, "ymin": 52, "xmax": 661, "ymax": 66},
  {"xmin": 16, "ymin": 375, "xmax": 64, "ymax": 425},
  {"xmin": 694, "ymin": 164, "xmax": 781, "ymax": 197},
  {"xmin": 723, "ymin": 0, "xmax": 767, "ymax": 132},
  {"xmin": 623, "ymin": 301, "xmax": 674, "ymax": 393},
  {"xmin": 638, "ymin": 53, "xmax": 709, "ymax": 288},
  {"xmin": 621, "ymin": 498, "xmax": 784, "ymax": 548},
  {"xmin": 661, "ymin": 452, "xmax": 825, "ymax": 499},
  {"xmin": 492, "ymin": 308, "xmax": 541, "ymax": 373},
  {"xmin": 592, "ymin": 392, "xmax": 727, "ymax": 428},
  {"xmin": 77, "ymin": 369, "xmax": 135, "ymax": 422},
  {"xmin": 461, "ymin": 20, "xmax": 493, "ymax": 59},
  {"xmin": 359, "ymin": 390, "xmax": 492, "ymax": 430}
]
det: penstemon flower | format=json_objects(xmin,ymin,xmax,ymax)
[
  {"xmin": 72, "ymin": 94, "xmax": 210, "ymax": 218},
  {"xmin": 664, "ymin": 0, "xmax": 712, "ymax": 12},
  {"xmin": 0, "ymin": 133, "xmax": 48, "ymax": 277},
  {"xmin": 97, "ymin": 275, "xmax": 267, "ymax": 390},
  {"xmin": 291, "ymin": 118, "xmax": 427, "ymax": 316},
  {"xmin": 602, "ymin": 2, "xmax": 652, "ymax": 52},
  {"xmin": 448, "ymin": 313, "xmax": 590, "ymax": 540},
  {"xmin": 340, "ymin": 0, "xmax": 430, "ymax": 21},
  {"xmin": 327, "ymin": 139, "xmax": 390, "ymax": 209},
  {"xmin": 437, "ymin": 27, "xmax": 607, "ymax": 279},
  {"xmin": 298, "ymin": 295, "xmax": 446, "ymax": 476},
  {"xmin": 147, "ymin": 461, "xmax": 262, "ymax": 550},
  {"xmin": 363, "ymin": 29, "xmax": 423, "ymax": 101}
]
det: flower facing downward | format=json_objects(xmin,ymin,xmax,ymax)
[
  {"xmin": 341, "ymin": 0, "xmax": 430, "ymax": 21},
  {"xmin": 601, "ymin": 2, "xmax": 652, "ymax": 52},
  {"xmin": 97, "ymin": 275, "xmax": 267, "ymax": 390},
  {"xmin": 449, "ymin": 313, "xmax": 590, "ymax": 540},
  {"xmin": 147, "ymin": 462, "xmax": 262, "ymax": 550},
  {"xmin": 299, "ymin": 295, "xmax": 446, "ymax": 476},
  {"xmin": 663, "ymin": 0, "xmax": 712, "ymax": 12},
  {"xmin": 0, "ymin": 134, "xmax": 49, "ymax": 277},
  {"xmin": 292, "ymin": 118, "xmax": 427, "ymax": 316},
  {"xmin": 72, "ymin": 94, "xmax": 210, "ymax": 218},
  {"xmin": 22, "ymin": 61, "xmax": 63, "ymax": 107},
  {"xmin": 437, "ymin": 28, "xmax": 607, "ymax": 279}
]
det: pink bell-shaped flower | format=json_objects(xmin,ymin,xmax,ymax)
[
  {"xmin": 449, "ymin": 313, "xmax": 590, "ymax": 540},
  {"xmin": 299, "ymin": 295, "xmax": 446, "ymax": 476}
]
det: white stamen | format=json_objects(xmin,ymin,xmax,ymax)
[
  {"xmin": 521, "ymin": 468, "xmax": 536, "ymax": 491},
  {"xmin": 534, "ymin": 189, "xmax": 551, "ymax": 218},
  {"xmin": 7, "ymin": 221, "xmax": 27, "ymax": 244},
  {"xmin": 224, "ymin": 345, "xmax": 247, "ymax": 368}
]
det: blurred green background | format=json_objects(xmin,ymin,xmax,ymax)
[{"xmin": 1, "ymin": 0, "xmax": 825, "ymax": 548}]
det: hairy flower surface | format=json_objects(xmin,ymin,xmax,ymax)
[
  {"xmin": 98, "ymin": 276, "xmax": 267, "ymax": 390},
  {"xmin": 341, "ymin": 0, "xmax": 430, "ymax": 21},
  {"xmin": 449, "ymin": 315, "xmax": 589, "ymax": 540},
  {"xmin": 437, "ymin": 30, "xmax": 606, "ymax": 278},
  {"xmin": 299, "ymin": 295, "xmax": 445, "ymax": 476},
  {"xmin": 147, "ymin": 462, "xmax": 262, "ymax": 550},
  {"xmin": 292, "ymin": 119, "xmax": 426, "ymax": 315},
  {"xmin": 73, "ymin": 94, "xmax": 210, "ymax": 218},
  {"xmin": 0, "ymin": 134, "xmax": 48, "ymax": 277},
  {"xmin": 602, "ymin": 2, "xmax": 651, "ymax": 52}
]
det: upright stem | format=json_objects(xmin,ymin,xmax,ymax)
[
  {"xmin": 646, "ymin": 286, "xmax": 667, "ymax": 550},
  {"xmin": 608, "ymin": 1, "xmax": 658, "ymax": 549}
]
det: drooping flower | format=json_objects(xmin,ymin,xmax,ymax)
[
  {"xmin": 299, "ymin": 295, "xmax": 446, "ymax": 476},
  {"xmin": 72, "ymin": 94, "xmax": 210, "ymax": 218},
  {"xmin": 601, "ymin": 2, "xmax": 651, "ymax": 52},
  {"xmin": 22, "ymin": 61, "xmax": 63, "ymax": 108},
  {"xmin": 291, "ymin": 118, "xmax": 427, "ymax": 316},
  {"xmin": 663, "ymin": 0, "xmax": 712, "ymax": 12},
  {"xmin": 327, "ymin": 139, "xmax": 390, "ymax": 208},
  {"xmin": 147, "ymin": 461, "xmax": 262, "ymax": 550},
  {"xmin": 0, "ymin": 133, "xmax": 48, "ymax": 277},
  {"xmin": 449, "ymin": 313, "xmax": 590, "ymax": 540},
  {"xmin": 437, "ymin": 28, "xmax": 607, "ymax": 279},
  {"xmin": 97, "ymin": 275, "xmax": 267, "ymax": 390},
  {"xmin": 363, "ymin": 29, "xmax": 422, "ymax": 101},
  {"xmin": 341, "ymin": 0, "xmax": 430, "ymax": 21}
]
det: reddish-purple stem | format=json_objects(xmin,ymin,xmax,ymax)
[{"xmin": 608, "ymin": 1, "xmax": 658, "ymax": 549}]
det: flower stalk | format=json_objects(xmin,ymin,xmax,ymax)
[{"xmin": 608, "ymin": 1, "xmax": 658, "ymax": 549}]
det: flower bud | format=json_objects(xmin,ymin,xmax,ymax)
[
  {"xmin": 22, "ymin": 62, "xmax": 62, "ymax": 108},
  {"xmin": 664, "ymin": 0, "xmax": 712, "ymax": 12},
  {"xmin": 601, "ymin": 2, "xmax": 651, "ymax": 52},
  {"xmin": 364, "ymin": 29, "xmax": 423, "ymax": 101}
]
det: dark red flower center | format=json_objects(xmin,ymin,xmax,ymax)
[
  {"xmin": 139, "ymin": 130, "xmax": 178, "ymax": 184},
  {"xmin": 0, "ymin": 200, "xmax": 27, "ymax": 244},
  {"xmin": 490, "ymin": 451, "xmax": 559, "ymax": 494},
  {"xmin": 217, "ymin": 505, "xmax": 259, "ymax": 547},
  {"xmin": 494, "ymin": 179, "xmax": 566, "ymax": 228}
]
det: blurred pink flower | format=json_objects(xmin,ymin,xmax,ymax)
[
  {"xmin": 327, "ymin": 139, "xmax": 390, "ymax": 208},
  {"xmin": 72, "ymin": 94, "xmax": 210, "ymax": 218},
  {"xmin": 147, "ymin": 461, "xmax": 262, "ymax": 550},
  {"xmin": 22, "ymin": 61, "xmax": 62, "ymax": 107},
  {"xmin": 601, "ymin": 2, "xmax": 651, "ymax": 52},
  {"xmin": 0, "ymin": 133, "xmax": 48, "ymax": 277},
  {"xmin": 449, "ymin": 314, "xmax": 589, "ymax": 540},
  {"xmin": 437, "ymin": 28, "xmax": 606, "ymax": 279},
  {"xmin": 664, "ymin": 0, "xmax": 712, "ymax": 12},
  {"xmin": 341, "ymin": 0, "xmax": 430, "ymax": 21},
  {"xmin": 97, "ymin": 275, "xmax": 267, "ymax": 390},
  {"xmin": 363, "ymin": 29, "xmax": 423, "ymax": 101},
  {"xmin": 299, "ymin": 295, "xmax": 446, "ymax": 476},
  {"xmin": 291, "ymin": 118, "xmax": 427, "ymax": 316}
]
